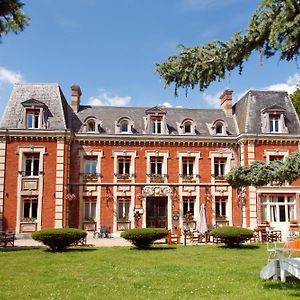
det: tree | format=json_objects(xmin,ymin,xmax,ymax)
[
  {"xmin": 225, "ymin": 150, "xmax": 300, "ymax": 188},
  {"xmin": 0, "ymin": 0, "xmax": 29, "ymax": 41},
  {"xmin": 291, "ymin": 83, "xmax": 300, "ymax": 116},
  {"xmin": 156, "ymin": 0, "xmax": 300, "ymax": 95}
]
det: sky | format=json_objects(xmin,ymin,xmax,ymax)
[{"xmin": 0, "ymin": 0, "xmax": 299, "ymax": 116}]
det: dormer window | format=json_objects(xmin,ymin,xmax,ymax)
[
  {"xmin": 87, "ymin": 119, "xmax": 96, "ymax": 132},
  {"xmin": 177, "ymin": 118, "xmax": 196, "ymax": 135},
  {"xmin": 26, "ymin": 110, "xmax": 40, "ymax": 129},
  {"xmin": 184, "ymin": 121, "xmax": 192, "ymax": 134},
  {"xmin": 151, "ymin": 116, "xmax": 162, "ymax": 134},
  {"xmin": 144, "ymin": 106, "xmax": 167, "ymax": 135},
  {"xmin": 261, "ymin": 105, "xmax": 288, "ymax": 134},
  {"xmin": 211, "ymin": 120, "xmax": 227, "ymax": 135},
  {"xmin": 19, "ymin": 98, "xmax": 48, "ymax": 129},
  {"xmin": 115, "ymin": 117, "xmax": 133, "ymax": 134}
]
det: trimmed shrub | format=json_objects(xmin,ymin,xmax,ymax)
[
  {"xmin": 121, "ymin": 228, "xmax": 168, "ymax": 249},
  {"xmin": 209, "ymin": 226, "xmax": 253, "ymax": 247},
  {"xmin": 32, "ymin": 228, "xmax": 87, "ymax": 251}
]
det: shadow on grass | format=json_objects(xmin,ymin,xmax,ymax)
[
  {"xmin": 129, "ymin": 246, "xmax": 177, "ymax": 251},
  {"xmin": 0, "ymin": 246, "xmax": 43, "ymax": 252},
  {"xmin": 263, "ymin": 277, "xmax": 300, "ymax": 295},
  {"xmin": 218, "ymin": 244, "xmax": 260, "ymax": 250},
  {"xmin": 43, "ymin": 246, "xmax": 98, "ymax": 253}
]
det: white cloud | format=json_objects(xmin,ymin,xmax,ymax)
[
  {"xmin": 158, "ymin": 101, "xmax": 183, "ymax": 108},
  {"xmin": 202, "ymin": 91, "xmax": 222, "ymax": 108},
  {"xmin": 263, "ymin": 73, "xmax": 300, "ymax": 94},
  {"xmin": 0, "ymin": 66, "xmax": 23, "ymax": 84},
  {"xmin": 88, "ymin": 89, "xmax": 131, "ymax": 106}
]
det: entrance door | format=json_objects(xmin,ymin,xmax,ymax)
[{"xmin": 146, "ymin": 197, "xmax": 168, "ymax": 228}]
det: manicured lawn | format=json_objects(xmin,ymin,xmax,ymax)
[{"xmin": 0, "ymin": 244, "xmax": 300, "ymax": 299}]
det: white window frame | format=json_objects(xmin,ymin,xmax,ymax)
[
  {"xmin": 84, "ymin": 157, "xmax": 97, "ymax": 175},
  {"xmin": 117, "ymin": 198, "xmax": 130, "ymax": 220},
  {"xmin": 146, "ymin": 150, "xmax": 168, "ymax": 183},
  {"xmin": 26, "ymin": 110, "xmax": 40, "ymax": 129},
  {"xmin": 84, "ymin": 198, "xmax": 97, "ymax": 220},
  {"xmin": 24, "ymin": 155, "xmax": 39, "ymax": 177},
  {"xmin": 22, "ymin": 198, "xmax": 38, "ymax": 220}
]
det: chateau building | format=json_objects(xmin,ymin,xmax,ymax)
[{"xmin": 0, "ymin": 83, "xmax": 299, "ymax": 237}]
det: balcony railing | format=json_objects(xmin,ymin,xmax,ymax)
[
  {"xmin": 81, "ymin": 173, "xmax": 101, "ymax": 181},
  {"xmin": 147, "ymin": 174, "xmax": 167, "ymax": 183}
]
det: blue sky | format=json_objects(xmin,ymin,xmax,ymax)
[{"xmin": 0, "ymin": 0, "xmax": 299, "ymax": 116}]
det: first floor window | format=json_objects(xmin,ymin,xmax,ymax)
[
  {"xmin": 150, "ymin": 157, "xmax": 163, "ymax": 175},
  {"xmin": 182, "ymin": 158, "xmax": 194, "ymax": 176},
  {"xmin": 118, "ymin": 199, "xmax": 130, "ymax": 220},
  {"xmin": 84, "ymin": 199, "xmax": 96, "ymax": 220},
  {"xmin": 25, "ymin": 155, "xmax": 39, "ymax": 176},
  {"xmin": 261, "ymin": 195, "xmax": 295, "ymax": 222},
  {"xmin": 23, "ymin": 198, "xmax": 38, "ymax": 220},
  {"xmin": 215, "ymin": 198, "xmax": 227, "ymax": 218},
  {"xmin": 118, "ymin": 156, "xmax": 130, "ymax": 176},
  {"xmin": 183, "ymin": 198, "xmax": 195, "ymax": 217},
  {"xmin": 214, "ymin": 158, "xmax": 226, "ymax": 177},
  {"xmin": 85, "ymin": 157, "xmax": 97, "ymax": 174}
]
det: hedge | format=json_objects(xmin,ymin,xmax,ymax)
[
  {"xmin": 32, "ymin": 228, "xmax": 87, "ymax": 251},
  {"xmin": 209, "ymin": 226, "xmax": 253, "ymax": 247},
  {"xmin": 121, "ymin": 228, "xmax": 168, "ymax": 249}
]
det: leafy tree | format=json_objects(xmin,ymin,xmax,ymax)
[
  {"xmin": 291, "ymin": 83, "xmax": 300, "ymax": 116},
  {"xmin": 156, "ymin": 0, "xmax": 300, "ymax": 95},
  {"xmin": 226, "ymin": 150, "xmax": 300, "ymax": 188},
  {"xmin": 0, "ymin": 0, "xmax": 29, "ymax": 41}
]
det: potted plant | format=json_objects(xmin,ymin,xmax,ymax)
[{"xmin": 289, "ymin": 220, "xmax": 299, "ymax": 231}]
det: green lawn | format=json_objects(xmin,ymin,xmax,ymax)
[{"xmin": 0, "ymin": 244, "xmax": 300, "ymax": 300}]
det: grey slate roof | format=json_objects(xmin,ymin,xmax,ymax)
[
  {"xmin": 73, "ymin": 105, "xmax": 237, "ymax": 136},
  {"xmin": 233, "ymin": 90, "xmax": 300, "ymax": 134},
  {"xmin": 0, "ymin": 83, "xmax": 70, "ymax": 130}
]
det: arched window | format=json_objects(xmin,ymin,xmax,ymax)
[
  {"xmin": 87, "ymin": 119, "xmax": 96, "ymax": 132},
  {"xmin": 120, "ymin": 120, "xmax": 129, "ymax": 133},
  {"xmin": 216, "ymin": 123, "xmax": 223, "ymax": 134},
  {"xmin": 184, "ymin": 121, "xmax": 192, "ymax": 134},
  {"xmin": 212, "ymin": 120, "xmax": 226, "ymax": 135}
]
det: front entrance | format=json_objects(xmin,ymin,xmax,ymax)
[{"xmin": 146, "ymin": 197, "xmax": 168, "ymax": 228}]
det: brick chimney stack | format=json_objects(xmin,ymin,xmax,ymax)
[
  {"xmin": 71, "ymin": 84, "xmax": 82, "ymax": 113},
  {"xmin": 220, "ymin": 89, "xmax": 233, "ymax": 117}
]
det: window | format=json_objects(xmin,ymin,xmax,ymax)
[
  {"xmin": 84, "ymin": 199, "xmax": 96, "ymax": 220},
  {"xmin": 117, "ymin": 156, "xmax": 130, "ymax": 177},
  {"xmin": 150, "ymin": 157, "xmax": 163, "ymax": 175},
  {"xmin": 85, "ymin": 157, "xmax": 97, "ymax": 174},
  {"xmin": 184, "ymin": 121, "xmax": 192, "ymax": 134},
  {"xmin": 182, "ymin": 158, "xmax": 194, "ymax": 176},
  {"xmin": 216, "ymin": 123, "xmax": 223, "ymax": 134},
  {"xmin": 214, "ymin": 158, "xmax": 226, "ymax": 178},
  {"xmin": 269, "ymin": 155, "xmax": 284, "ymax": 162},
  {"xmin": 150, "ymin": 117, "xmax": 162, "ymax": 134},
  {"xmin": 269, "ymin": 115, "xmax": 280, "ymax": 133},
  {"xmin": 215, "ymin": 198, "xmax": 227, "ymax": 218},
  {"xmin": 87, "ymin": 120, "xmax": 96, "ymax": 132},
  {"xmin": 120, "ymin": 120, "xmax": 129, "ymax": 133},
  {"xmin": 23, "ymin": 198, "xmax": 38, "ymax": 220},
  {"xmin": 26, "ymin": 110, "xmax": 40, "ymax": 129},
  {"xmin": 261, "ymin": 195, "xmax": 295, "ymax": 223},
  {"xmin": 118, "ymin": 199, "xmax": 130, "ymax": 220},
  {"xmin": 183, "ymin": 198, "xmax": 195, "ymax": 217},
  {"xmin": 25, "ymin": 155, "xmax": 39, "ymax": 176}
]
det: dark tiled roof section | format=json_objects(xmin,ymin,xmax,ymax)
[
  {"xmin": 74, "ymin": 105, "xmax": 237, "ymax": 136},
  {"xmin": 0, "ymin": 83, "xmax": 69, "ymax": 130},
  {"xmin": 233, "ymin": 90, "xmax": 300, "ymax": 134}
]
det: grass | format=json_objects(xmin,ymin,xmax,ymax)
[{"xmin": 0, "ymin": 244, "xmax": 300, "ymax": 299}]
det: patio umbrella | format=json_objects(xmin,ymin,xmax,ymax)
[{"xmin": 198, "ymin": 204, "xmax": 208, "ymax": 234}]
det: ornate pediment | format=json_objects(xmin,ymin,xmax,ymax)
[
  {"xmin": 145, "ymin": 106, "xmax": 167, "ymax": 115},
  {"xmin": 21, "ymin": 98, "xmax": 46, "ymax": 108}
]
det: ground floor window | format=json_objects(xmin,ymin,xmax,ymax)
[
  {"xmin": 118, "ymin": 198, "xmax": 130, "ymax": 220},
  {"xmin": 84, "ymin": 199, "xmax": 96, "ymax": 220},
  {"xmin": 215, "ymin": 197, "xmax": 227, "ymax": 219},
  {"xmin": 23, "ymin": 198, "xmax": 38, "ymax": 221},
  {"xmin": 183, "ymin": 197, "xmax": 195, "ymax": 217},
  {"xmin": 261, "ymin": 195, "xmax": 295, "ymax": 222}
]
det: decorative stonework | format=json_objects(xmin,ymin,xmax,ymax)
[{"xmin": 143, "ymin": 186, "xmax": 171, "ymax": 197}]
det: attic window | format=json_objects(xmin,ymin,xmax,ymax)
[
  {"xmin": 261, "ymin": 105, "xmax": 288, "ymax": 134},
  {"xmin": 212, "ymin": 120, "xmax": 226, "ymax": 136},
  {"xmin": 216, "ymin": 123, "xmax": 223, "ymax": 134},
  {"xmin": 269, "ymin": 115, "xmax": 280, "ymax": 133},
  {"xmin": 26, "ymin": 110, "xmax": 40, "ymax": 129},
  {"xmin": 184, "ymin": 121, "xmax": 192, "ymax": 134},
  {"xmin": 150, "ymin": 116, "xmax": 162, "ymax": 134},
  {"xmin": 87, "ymin": 120, "xmax": 96, "ymax": 132},
  {"xmin": 120, "ymin": 120, "xmax": 129, "ymax": 133}
]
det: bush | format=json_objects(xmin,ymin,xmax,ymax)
[
  {"xmin": 209, "ymin": 226, "xmax": 253, "ymax": 247},
  {"xmin": 32, "ymin": 228, "xmax": 87, "ymax": 251},
  {"xmin": 121, "ymin": 228, "xmax": 168, "ymax": 249}
]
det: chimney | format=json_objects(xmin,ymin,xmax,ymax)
[
  {"xmin": 71, "ymin": 84, "xmax": 82, "ymax": 112},
  {"xmin": 220, "ymin": 89, "xmax": 233, "ymax": 116}
]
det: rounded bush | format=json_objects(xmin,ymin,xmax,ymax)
[
  {"xmin": 209, "ymin": 226, "xmax": 253, "ymax": 247},
  {"xmin": 32, "ymin": 228, "xmax": 87, "ymax": 251},
  {"xmin": 121, "ymin": 228, "xmax": 168, "ymax": 249}
]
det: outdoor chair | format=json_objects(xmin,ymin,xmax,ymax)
[{"xmin": 166, "ymin": 228, "xmax": 181, "ymax": 244}]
